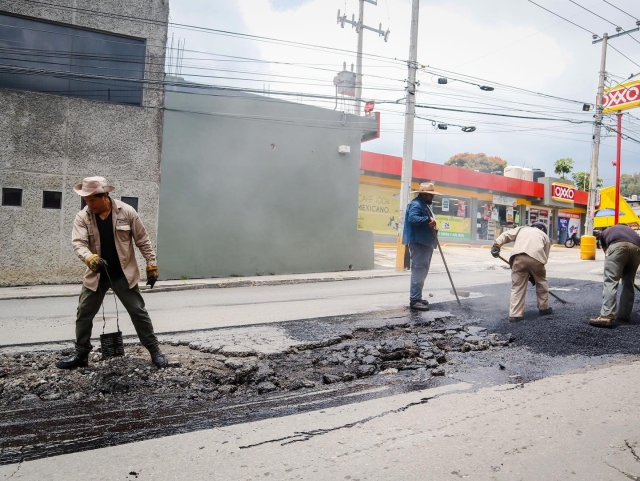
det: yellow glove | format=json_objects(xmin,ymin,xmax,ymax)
[
  {"xmin": 146, "ymin": 265, "xmax": 159, "ymax": 288},
  {"xmin": 86, "ymin": 254, "xmax": 101, "ymax": 272}
]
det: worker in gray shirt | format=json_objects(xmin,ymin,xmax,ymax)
[
  {"xmin": 491, "ymin": 222, "xmax": 552, "ymax": 322},
  {"xmin": 590, "ymin": 224, "xmax": 640, "ymax": 327}
]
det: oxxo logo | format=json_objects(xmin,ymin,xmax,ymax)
[{"xmin": 551, "ymin": 183, "xmax": 575, "ymax": 203}]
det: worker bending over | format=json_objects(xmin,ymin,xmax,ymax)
[
  {"xmin": 491, "ymin": 222, "xmax": 552, "ymax": 322},
  {"xmin": 590, "ymin": 224, "xmax": 640, "ymax": 327}
]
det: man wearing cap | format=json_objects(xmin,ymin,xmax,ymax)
[
  {"xmin": 590, "ymin": 224, "xmax": 640, "ymax": 327},
  {"xmin": 56, "ymin": 176, "xmax": 168, "ymax": 369},
  {"xmin": 490, "ymin": 222, "xmax": 552, "ymax": 322},
  {"xmin": 402, "ymin": 182, "xmax": 440, "ymax": 311}
]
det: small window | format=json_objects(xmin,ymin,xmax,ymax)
[
  {"xmin": 121, "ymin": 196, "xmax": 138, "ymax": 211},
  {"xmin": 2, "ymin": 188, "xmax": 22, "ymax": 206},
  {"xmin": 43, "ymin": 191, "xmax": 62, "ymax": 209}
]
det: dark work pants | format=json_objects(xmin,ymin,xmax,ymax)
[
  {"xmin": 75, "ymin": 277, "xmax": 159, "ymax": 354},
  {"xmin": 601, "ymin": 242, "xmax": 640, "ymax": 320}
]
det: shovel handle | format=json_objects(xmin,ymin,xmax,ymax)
[{"xmin": 496, "ymin": 254, "xmax": 568, "ymax": 304}]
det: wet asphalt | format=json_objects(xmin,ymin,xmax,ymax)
[
  {"xmin": 2, "ymin": 276, "xmax": 640, "ymax": 465},
  {"xmin": 440, "ymin": 277, "xmax": 640, "ymax": 357}
]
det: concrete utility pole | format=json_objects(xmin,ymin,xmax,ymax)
[
  {"xmin": 337, "ymin": 1, "xmax": 389, "ymax": 115},
  {"xmin": 586, "ymin": 24, "xmax": 640, "ymax": 237},
  {"xmin": 585, "ymin": 33, "xmax": 608, "ymax": 237},
  {"xmin": 396, "ymin": 0, "xmax": 420, "ymax": 269}
]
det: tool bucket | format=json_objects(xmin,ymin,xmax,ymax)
[
  {"xmin": 580, "ymin": 235, "xmax": 596, "ymax": 260},
  {"xmin": 100, "ymin": 331, "xmax": 124, "ymax": 359}
]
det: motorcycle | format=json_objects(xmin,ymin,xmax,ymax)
[
  {"xmin": 565, "ymin": 232, "xmax": 580, "ymax": 248},
  {"xmin": 565, "ymin": 230, "xmax": 602, "ymax": 249}
]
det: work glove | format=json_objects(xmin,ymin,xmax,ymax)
[
  {"xmin": 146, "ymin": 265, "xmax": 159, "ymax": 288},
  {"xmin": 490, "ymin": 244, "xmax": 501, "ymax": 258},
  {"xmin": 528, "ymin": 275, "xmax": 536, "ymax": 286},
  {"xmin": 85, "ymin": 254, "xmax": 102, "ymax": 272}
]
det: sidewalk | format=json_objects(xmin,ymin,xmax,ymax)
[{"xmin": 0, "ymin": 268, "xmax": 408, "ymax": 301}]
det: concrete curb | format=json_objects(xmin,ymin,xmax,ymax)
[{"xmin": 0, "ymin": 270, "xmax": 409, "ymax": 301}]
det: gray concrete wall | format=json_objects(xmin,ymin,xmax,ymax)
[
  {"xmin": 0, "ymin": 0, "xmax": 168, "ymax": 286},
  {"xmin": 157, "ymin": 88, "xmax": 375, "ymax": 279}
]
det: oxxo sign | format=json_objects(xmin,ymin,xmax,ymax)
[
  {"xmin": 603, "ymin": 79, "xmax": 640, "ymax": 114},
  {"xmin": 551, "ymin": 183, "xmax": 575, "ymax": 203}
]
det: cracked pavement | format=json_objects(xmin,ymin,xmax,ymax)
[{"xmin": 1, "ymin": 247, "xmax": 640, "ymax": 480}]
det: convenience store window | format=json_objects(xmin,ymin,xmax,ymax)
[
  {"xmin": 477, "ymin": 203, "xmax": 521, "ymax": 241},
  {"xmin": 431, "ymin": 195, "xmax": 471, "ymax": 239}
]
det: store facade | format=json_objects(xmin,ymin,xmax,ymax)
[{"xmin": 359, "ymin": 152, "xmax": 588, "ymax": 244}]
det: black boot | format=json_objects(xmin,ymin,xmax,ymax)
[
  {"xmin": 150, "ymin": 350, "xmax": 168, "ymax": 369},
  {"xmin": 56, "ymin": 352, "xmax": 89, "ymax": 369}
]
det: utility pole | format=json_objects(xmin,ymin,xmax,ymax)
[
  {"xmin": 585, "ymin": 33, "xmax": 608, "ymax": 238},
  {"xmin": 337, "ymin": 1, "xmax": 389, "ymax": 115},
  {"xmin": 396, "ymin": 0, "xmax": 419, "ymax": 269},
  {"xmin": 586, "ymin": 23, "xmax": 640, "ymax": 237}
]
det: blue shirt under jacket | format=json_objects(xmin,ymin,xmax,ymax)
[{"xmin": 402, "ymin": 195, "xmax": 436, "ymax": 246}]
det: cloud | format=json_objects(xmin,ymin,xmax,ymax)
[{"xmin": 170, "ymin": 0, "xmax": 640, "ymax": 184}]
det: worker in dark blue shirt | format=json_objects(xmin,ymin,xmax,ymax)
[{"xmin": 402, "ymin": 183, "xmax": 440, "ymax": 311}]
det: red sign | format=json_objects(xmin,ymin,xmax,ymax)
[
  {"xmin": 603, "ymin": 80, "xmax": 640, "ymax": 114},
  {"xmin": 551, "ymin": 183, "xmax": 575, "ymax": 203},
  {"xmin": 364, "ymin": 100, "xmax": 375, "ymax": 113}
]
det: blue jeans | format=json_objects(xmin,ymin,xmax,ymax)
[{"xmin": 409, "ymin": 242, "xmax": 434, "ymax": 304}]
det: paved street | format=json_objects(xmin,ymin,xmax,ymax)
[
  {"xmin": 0, "ymin": 247, "xmax": 604, "ymax": 347},
  {"xmin": 4, "ymin": 246, "xmax": 639, "ymax": 481}
]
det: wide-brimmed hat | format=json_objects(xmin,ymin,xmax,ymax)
[
  {"xmin": 73, "ymin": 176, "xmax": 115, "ymax": 196},
  {"xmin": 411, "ymin": 182, "xmax": 442, "ymax": 195}
]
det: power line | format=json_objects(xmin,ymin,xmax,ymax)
[
  {"xmin": 4, "ymin": 0, "xmax": 406, "ymax": 66},
  {"xmin": 601, "ymin": 0, "xmax": 639, "ymax": 21},
  {"xmin": 413, "ymin": 102, "xmax": 590, "ymax": 123},
  {"xmin": 525, "ymin": 0, "xmax": 599, "ymax": 36},
  {"xmin": 608, "ymin": 43, "xmax": 640, "ymax": 68},
  {"xmin": 418, "ymin": 66, "xmax": 591, "ymax": 105},
  {"xmin": 568, "ymin": 0, "xmax": 620, "ymax": 29}
]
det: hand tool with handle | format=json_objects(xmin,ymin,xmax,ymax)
[
  {"xmin": 433, "ymin": 228, "xmax": 462, "ymax": 306},
  {"xmin": 497, "ymin": 255, "xmax": 568, "ymax": 305}
]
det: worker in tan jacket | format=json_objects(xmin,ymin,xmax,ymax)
[
  {"xmin": 56, "ymin": 176, "xmax": 167, "ymax": 370},
  {"xmin": 490, "ymin": 222, "xmax": 552, "ymax": 322}
]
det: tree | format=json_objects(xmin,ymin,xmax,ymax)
[
  {"xmin": 554, "ymin": 158, "xmax": 574, "ymax": 179},
  {"xmin": 572, "ymin": 171, "xmax": 603, "ymax": 191},
  {"xmin": 445, "ymin": 152, "xmax": 507, "ymax": 174},
  {"xmin": 620, "ymin": 173, "xmax": 640, "ymax": 197}
]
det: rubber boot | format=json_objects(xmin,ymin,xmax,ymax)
[{"xmin": 56, "ymin": 352, "xmax": 89, "ymax": 369}]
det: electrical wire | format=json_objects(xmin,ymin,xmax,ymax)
[
  {"xmin": 568, "ymin": 0, "xmax": 621, "ymax": 29},
  {"xmin": 608, "ymin": 43, "xmax": 640, "ymax": 68},
  {"xmin": 601, "ymin": 0, "xmax": 639, "ymax": 21},
  {"xmin": 413, "ymin": 97, "xmax": 591, "ymax": 123},
  {"xmin": 418, "ymin": 66, "xmax": 591, "ymax": 105},
  {"xmin": 3, "ymin": 0, "xmax": 406, "ymax": 66},
  {"xmin": 525, "ymin": 0, "xmax": 599, "ymax": 37}
]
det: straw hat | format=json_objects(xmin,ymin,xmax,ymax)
[
  {"xmin": 73, "ymin": 176, "xmax": 115, "ymax": 196},
  {"xmin": 411, "ymin": 182, "xmax": 442, "ymax": 195}
]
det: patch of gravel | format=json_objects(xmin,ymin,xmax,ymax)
[{"xmin": 0, "ymin": 319, "xmax": 513, "ymax": 407}]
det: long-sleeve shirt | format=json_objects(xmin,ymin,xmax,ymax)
[
  {"xmin": 495, "ymin": 226, "xmax": 550, "ymax": 265},
  {"xmin": 600, "ymin": 224, "xmax": 640, "ymax": 250},
  {"xmin": 402, "ymin": 196, "xmax": 436, "ymax": 246},
  {"xmin": 72, "ymin": 199, "xmax": 157, "ymax": 291}
]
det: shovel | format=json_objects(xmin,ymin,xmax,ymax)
[
  {"xmin": 497, "ymin": 255, "xmax": 568, "ymax": 305},
  {"xmin": 433, "ymin": 230, "xmax": 462, "ymax": 306}
]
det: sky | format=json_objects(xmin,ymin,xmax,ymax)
[{"xmin": 166, "ymin": 0, "xmax": 640, "ymax": 187}]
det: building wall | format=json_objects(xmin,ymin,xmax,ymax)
[
  {"xmin": 157, "ymin": 88, "xmax": 375, "ymax": 279},
  {"xmin": 0, "ymin": 0, "xmax": 168, "ymax": 286}
]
